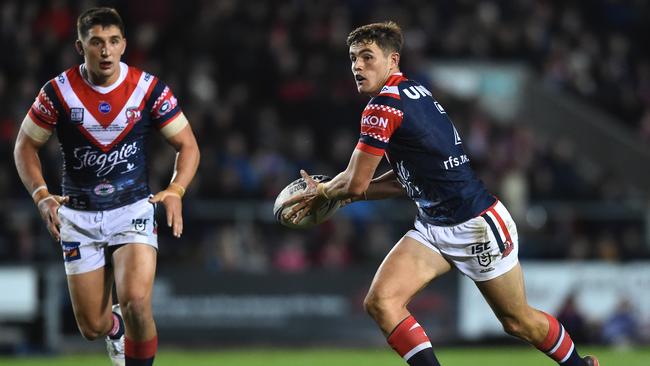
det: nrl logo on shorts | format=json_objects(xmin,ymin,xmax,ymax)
[
  {"xmin": 70, "ymin": 108, "xmax": 84, "ymax": 124},
  {"xmin": 132, "ymin": 218, "xmax": 149, "ymax": 231},
  {"xmin": 476, "ymin": 252, "xmax": 492, "ymax": 267}
]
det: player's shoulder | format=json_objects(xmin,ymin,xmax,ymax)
[
  {"xmin": 398, "ymin": 78, "xmax": 434, "ymax": 101},
  {"xmin": 123, "ymin": 63, "xmax": 158, "ymax": 88},
  {"xmin": 42, "ymin": 65, "xmax": 77, "ymax": 91}
]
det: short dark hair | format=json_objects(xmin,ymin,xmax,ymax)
[
  {"xmin": 77, "ymin": 7, "xmax": 125, "ymax": 40},
  {"xmin": 346, "ymin": 21, "xmax": 403, "ymax": 54}
]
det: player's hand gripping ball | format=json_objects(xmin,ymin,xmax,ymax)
[{"xmin": 273, "ymin": 175, "xmax": 341, "ymax": 229}]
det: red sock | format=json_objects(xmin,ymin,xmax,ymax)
[
  {"xmin": 536, "ymin": 312, "xmax": 583, "ymax": 365},
  {"xmin": 125, "ymin": 336, "xmax": 157, "ymax": 366},
  {"xmin": 387, "ymin": 316, "xmax": 440, "ymax": 366}
]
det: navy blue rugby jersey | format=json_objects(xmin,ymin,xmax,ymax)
[
  {"xmin": 28, "ymin": 62, "xmax": 182, "ymax": 210},
  {"xmin": 356, "ymin": 73, "xmax": 495, "ymax": 225}
]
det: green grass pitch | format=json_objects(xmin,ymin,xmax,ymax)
[{"xmin": 1, "ymin": 347, "xmax": 648, "ymax": 365}]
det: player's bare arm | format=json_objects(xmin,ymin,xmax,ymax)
[
  {"xmin": 364, "ymin": 170, "xmax": 406, "ymax": 200},
  {"xmin": 14, "ymin": 116, "xmax": 68, "ymax": 241},
  {"xmin": 149, "ymin": 114, "xmax": 200, "ymax": 238}
]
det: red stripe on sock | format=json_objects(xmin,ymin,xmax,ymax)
[
  {"xmin": 125, "ymin": 336, "xmax": 158, "ymax": 359},
  {"xmin": 550, "ymin": 329, "xmax": 574, "ymax": 362},
  {"xmin": 538, "ymin": 312, "xmax": 560, "ymax": 352},
  {"xmin": 387, "ymin": 316, "xmax": 431, "ymax": 358}
]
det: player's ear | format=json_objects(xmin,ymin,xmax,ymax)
[
  {"xmin": 391, "ymin": 52, "xmax": 400, "ymax": 69},
  {"xmin": 121, "ymin": 38, "xmax": 127, "ymax": 55},
  {"xmin": 75, "ymin": 40, "xmax": 84, "ymax": 56}
]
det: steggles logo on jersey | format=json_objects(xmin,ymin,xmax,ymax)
[{"xmin": 72, "ymin": 141, "xmax": 139, "ymax": 177}]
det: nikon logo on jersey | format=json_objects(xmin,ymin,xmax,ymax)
[{"xmin": 362, "ymin": 115, "xmax": 389, "ymax": 129}]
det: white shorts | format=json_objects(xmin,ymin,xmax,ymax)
[
  {"xmin": 405, "ymin": 200, "xmax": 519, "ymax": 282},
  {"xmin": 58, "ymin": 197, "xmax": 158, "ymax": 275}
]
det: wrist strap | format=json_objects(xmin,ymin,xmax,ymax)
[
  {"xmin": 31, "ymin": 185, "xmax": 48, "ymax": 198},
  {"xmin": 317, "ymin": 183, "xmax": 330, "ymax": 200},
  {"xmin": 168, "ymin": 182, "xmax": 186, "ymax": 198},
  {"xmin": 32, "ymin": 186, "xmax": 50, "ymax": 204}
]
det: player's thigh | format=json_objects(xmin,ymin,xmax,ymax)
[
  {"xmin": 368, "ymin": 235, "xmax": 452, "ymax": 307},
  {"xmin": 112, "ymin": 243, "xmax": 157, "ymax": 305},
  {"xmin": 474, "ymin": 263, "xmax": 529, "ymax": 319},
  {"xmin": 67, "ymin": 266, "xmax": 114, "ymax": 328}
]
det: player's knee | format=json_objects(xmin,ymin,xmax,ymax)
[
  {"xmin": 500, "ymin": 316, "xmax": 525, "ymax": 338},
  {"xmin": 76, "ymin": 318, "xmax": 108, "ymax": 340},
  {"xmin": 499, "ymin": 313, "xmax": 539, "ymax": 342},
  {"xmin": 121, "ymin": 295, "xmax": 151, "ymax": 322},
  {"xmin": 363, "ymin": 291, "xmax": 394, "ymax": 320}
]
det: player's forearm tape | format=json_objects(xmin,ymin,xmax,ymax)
[
  {"xmin": 317, "ymin": 183, "xmax": 330, "ymax": 200},
  {"xmin": 31, "ymin": 185, "xmax": 48, "ymax": 198},
  {"xmin": 160, "ymin": 113, "xmax": 189, "ymax": 138},
  {"xmin": 167, "ymin": 182, "xmax": 186, "ymax": 198},
  {"xmin": 32, "ymin": 186, "xmax": 51, "ymax": 204},
  {"xmin": 22, "ymin": 117, "xmax": 52, "ymax": 143}
]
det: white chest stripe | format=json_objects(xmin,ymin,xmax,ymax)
[{"xmin": 56, "ymin": 71, "xmax": 154, "ymax": 147}]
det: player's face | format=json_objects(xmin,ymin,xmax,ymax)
[
  {"xmin": 77, "ymin": 25, "xmax": 126, "ymax": 86},
  {"xmin": 349, "ymin": 41, "xmax": 397, "ymax": 96}
]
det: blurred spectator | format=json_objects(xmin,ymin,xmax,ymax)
[
  {"xmin": 601, "ymin": 299, "xmax": 639, "ymax": 347},
  {"xmin": 556, "ymin": 293, "xmax": 589, "ymax": 343}
]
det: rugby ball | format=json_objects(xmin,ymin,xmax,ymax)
[{"xmin": 273, "ymin": 175, "xmax": 341, "ymax": 229}]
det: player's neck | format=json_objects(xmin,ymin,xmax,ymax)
[{"xmin": 81, "ymin": 64, "xmax": 120, "ymax": 87}]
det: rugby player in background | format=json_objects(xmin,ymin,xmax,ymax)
[
  {"xmin": 14, "ymin": 7, "xmax": 199, "ymax": 366},
  {"xmin": 283, "ymin": 21, "xmax": 598, "ymax": 366}
]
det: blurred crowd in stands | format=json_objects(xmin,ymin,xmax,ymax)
[{"xmin": 0, "ymin": 0, "xmax": 649, "ymax": 271}]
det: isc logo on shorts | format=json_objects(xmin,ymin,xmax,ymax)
[{"xmin": 62, "ymin": 241, "xmax": 81, "ymax": 262}]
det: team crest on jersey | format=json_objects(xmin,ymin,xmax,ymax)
[
  {"xmin": 70, "ymin": 108, "xmax": 84, "ymax": 123},
  {"xmin": 125, "ymin": 107, "xmax": 142, "ymax": 124},
  {"xmin": 98, "ymin": 101, "xmax": 111, "ymax": 114}
]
